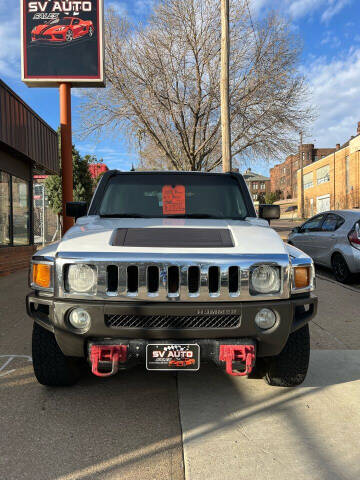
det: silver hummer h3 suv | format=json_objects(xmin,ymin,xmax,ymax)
[{"xmin": 27, "ymin": 171, "xmax": 317, "ymax": 387}]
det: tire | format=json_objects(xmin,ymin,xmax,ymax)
[
  {"xmin": 331, "ymin": 253, "xmax": 351, "ymax": 283},
  {"xmin": 264, "ymin": 324, "xmax": 310, "ymax": 387},
  {"xmin": 248, "ymin": 357, "xmax": 267, "ymax": 379},
  {"xmin": 32, "ymin": 323, "xmax": 82, "ymax": 387},
  {"xmin": 65, "ymin": 30, "xmax": 73, "ymax": 42}
]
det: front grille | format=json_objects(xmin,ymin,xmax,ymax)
[
  {"xmin": 105, "ymin": 264, "xmax": 234, "ymax": 298},
  {"xmin": 105, "ymin": 314, "xmax": 241, "ymax": 329}
]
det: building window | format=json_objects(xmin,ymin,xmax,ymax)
[
  {"xmin": 0, "ymin": 172, "xmax": 11, "ymax": 245},
  {"xmin": 12, "ymin": 176, "xmax": 30, "ymax": 245},
  {"xmin": 282, "ymin": 167, "xmax": 286, "ymax": 174},
  {"xmin": 303, "ymin": 172, "xmax": 313, "ymax": 189},
  {"xmin": 316, "ymin": 165, "xmax": 330, "ymax": 185},
  {"xmin": 253, "ymin": 193, "xmax": 258, "ymax": 200},
  {"xmin": 260, "ymin": 183, "xmax": 266, "ymax": 190},
  {"xmin": 345, "ymin": 156, "xmax": 350, "ymax": 194},
  {"xmin": 253, "ymin": 183, "xmax": 258, "ymax": 190},
  {"xmin": 0, "ymin": 170, "xmax": 30, "ymax": 246}
]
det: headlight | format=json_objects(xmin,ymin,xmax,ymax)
[
  {"xmin": 66, "ymin": 264, "xmax": 97, "ymax": 294},
  {"xmin": 250, "ymin": 265, "xmax": 280, "ymax": 294}
]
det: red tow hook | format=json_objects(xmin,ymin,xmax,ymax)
[
  {"xmin": 90, "ymin": 345, "xmax": 127, "ymax": 377},
  {"xmin": 219, "ymin": 345, "xmax": 256, "ymax": 377}
]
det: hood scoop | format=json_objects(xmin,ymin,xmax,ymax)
[{"xmin": 110, "ymin": 228, "xmax": 234, "ymax": 248}]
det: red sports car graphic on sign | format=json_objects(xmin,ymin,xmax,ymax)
[
  {"xmin": 31, "ymin": 17, "xmax": 94, "ymax": 43},
  {"xmin": 168, "ymin": 358, "xmax": 196, "ymax": 367}
]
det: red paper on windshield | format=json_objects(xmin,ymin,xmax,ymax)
[{"xmin": 162, "ymin": 185, "xmax": 186, "ymax": 215}]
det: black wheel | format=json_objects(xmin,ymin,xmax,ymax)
[
  {"xmin": 65, "ymin": 30, "xmax": 73, "ymax": 42},
  {"xmin": 248, "ymin": 357, "xmax": 267, "ymax": 379},
  {"xmin": 88, "ymin": 26, "xmax": 94, "ymax": 37},
  {"xmin": 264, "ymin": 324, "xmax": 310, "ymax": 387},
  {"xmin": 32, "ymin": 323, "xmax": 82, "ymax": 386},
  {"xmin": 331, "ymin": 253, "xmax": 351, "ymax": 283}
]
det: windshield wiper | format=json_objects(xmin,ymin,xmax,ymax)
[
  {"xmin": 165, "ymin": 213, "xmax": 220, "ymax": 219},
  {"xmin": 100, "ymin": 213, "xmax": 150, "ymax": 218},
  {"xmin": 166, "ymin": 214, "xmax": 247, "ymax": 220}
]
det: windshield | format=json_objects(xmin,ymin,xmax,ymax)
[
  {"xmin": 47, "ymin": 18, "xmax": 72, "ymax": 26},
  {"xmin": 98, "ymin": 174, "xmax": 248, "ymax": 219}
]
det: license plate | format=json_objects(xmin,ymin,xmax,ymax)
[{"xmin": 146, "ymin": 344, "xmax": 200, "ymax": 371}]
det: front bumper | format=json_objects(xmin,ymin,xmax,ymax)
[{"xmin": 27, "ymin": 293, "xmax": 317, "ymax": 358}]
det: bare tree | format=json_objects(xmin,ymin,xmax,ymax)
[{"xmin": 80, "ymin": 0, "xmax": 313, "ymax": 171}]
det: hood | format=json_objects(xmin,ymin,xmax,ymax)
[{"xmin": 54, "ymin": 216, "xmax": 287, "ymax": 257}]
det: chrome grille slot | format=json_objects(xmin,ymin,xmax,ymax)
[
  {"xmin": 208, "ymin": 266, "xmax": 220, "ymax": 295},
  {"xmin": 147, "ymin": 266, "xmax": 159, "ymax": 294},
  {"xmin": 105, "ymin": 314, "xmax": 241, "ymax": 329},
  {"xmin": 168, "ymin": 266, "xmax": 180, "ymax": 295},
  {"xmin": 107, "ymin": 265, "xmax": 118, "ymax": 293},
  {"xmin": 127, "ymin": 266, "xmax": 138, "ymax": 294},
  {"xmin": 188, "ymin": 266, "xmax": 200, "ymax": 294},
  {"xmin": 228, "ymin": 266, "xmax": 240, "ymax": 295}
]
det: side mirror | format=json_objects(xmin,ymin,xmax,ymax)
[
  {"xmin": 259, "ymin": 204, "xmax": 280, "ymax": 222},
  {"xmin": 66, "ymin": 201, "xmax": 87, "ymax": 220}
]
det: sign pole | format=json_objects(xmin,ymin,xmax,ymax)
[
  {"xmin": 221, "ymin": 0, "xmax": 232, "ymax": 173},
  {"xmin": 60, "ymin": 83, "xmax": 73, "ymax": 235}
]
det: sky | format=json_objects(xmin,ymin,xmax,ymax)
[{"xmin": 2, "ymin": 0, "xmax": 360, "ymax": 176}]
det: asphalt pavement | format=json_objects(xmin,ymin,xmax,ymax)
[{"xmin": 1, "ymin": 268, "xmax": 359, "ymax": 480}]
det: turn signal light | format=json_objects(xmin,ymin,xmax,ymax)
[
  {"xmin": 32, "ymin": 264, "xmax": 51, "ymax": 288},
  {"xmin": 294, "ymin": 267, "xmax": 310, "ymax": 289}
]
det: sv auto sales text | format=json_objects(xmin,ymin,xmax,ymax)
[{"xmin": 28, "ymin": 1, "xmax": 93, "ymax": 13}]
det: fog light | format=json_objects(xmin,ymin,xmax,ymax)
[
  {"xmin": 69, "ymin": 308, "xmax": 91, "ymax": 330},
  {"xmin": 255, "ymin": 308, "xmax": 277, "ymax": 330}
]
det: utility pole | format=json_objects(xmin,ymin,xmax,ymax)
[
  {"xmin": 299, "ymin": 131, "xmax": 305, "ymax": 218},
  {"xmin": 221, "ymin": 0, "xmax": 232, "ymax": 172},
  {"xmin": 60, "ymin": 83, "xmax": 73, "ymax": 235}
]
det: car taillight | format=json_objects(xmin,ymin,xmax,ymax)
[{"xmin": 348, "ymin": 222, "xmax": 360, "ymax": 250}]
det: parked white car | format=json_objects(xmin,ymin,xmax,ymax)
[
  {"xmin": 27, "ymin": 171, "xmax": 317, "ymax": 388},
  {"xmin": 288, "ymin": 209, "xmax": 360, "ymax": 283}
]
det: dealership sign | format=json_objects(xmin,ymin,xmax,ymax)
[{"xmin": 21, "ymin": 0, "xmax": 104, "ymax": 87}]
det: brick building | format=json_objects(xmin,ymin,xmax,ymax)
[
  {"xmin": 88, "ymin": 163, "xmax": 108, "ymax": 179},
  {"xmin": 0, "ymin": 81, "xmax": 58, "ymax": 275},
  {"xmin": 297, "ymin": 123, "xmax": 360, "ymax": 217},
  {"xmin": 270, "ymin": 144, "xmax": 336, "ymax": 200},
  {"xmin": 242, "ymin": 168, "xmax": 270, "ymax": 202}
]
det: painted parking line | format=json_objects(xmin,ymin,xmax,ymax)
[{"xmin": 0, "ymin": 355, "xmax": 32, "ymax": 377}]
